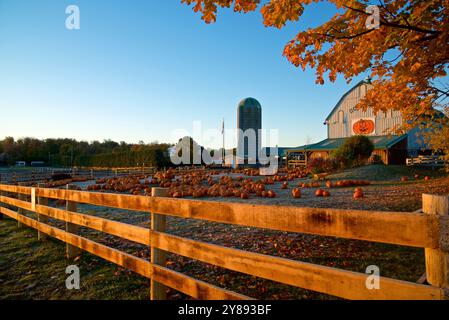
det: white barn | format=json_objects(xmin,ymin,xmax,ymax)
[{"xmin": 287, "ymin": 80, "xmax": 428, "ymax": 167}]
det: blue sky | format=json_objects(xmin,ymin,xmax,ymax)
[{"xmin": 0, "ymin": 0, "xmax": 368, "ymax": 148}]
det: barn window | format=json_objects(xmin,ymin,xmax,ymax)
[{"xmin": 338, "ymin": 110, "xmax": 345, "ymax": 123}]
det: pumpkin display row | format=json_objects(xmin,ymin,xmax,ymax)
[{"xmin": 79, "ymin": 166, "xmax": 378, "ymax": 201}]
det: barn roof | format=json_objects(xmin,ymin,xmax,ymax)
[
  {"xmin": 287, "ymin": 135, "xmax": 407, "ymax": 153},
  {"xmin": 261, "ymin": 147, "xmax": 295, "ymax": 157},
  {"xmin": 325, "ymin": 80, "xmax": 370, "ymax": 122}
]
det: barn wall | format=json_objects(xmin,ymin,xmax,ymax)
[{"xmin": 327, "ymin": 83, "xmax": 403, "ymax": 139}]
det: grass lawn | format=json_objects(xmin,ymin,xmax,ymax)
[
  {"xmin": 0, "ymin": 218, "xmax": 149, "ymax": 300},
  {"xmin": 328, "ymin": 164, "xmax": 443, "ymax": 181}
]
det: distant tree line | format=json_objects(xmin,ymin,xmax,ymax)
[{"xmin": 0, "ymin": 137, "xmax": 172, "ymax": 168}]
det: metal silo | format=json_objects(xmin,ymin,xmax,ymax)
[{"xmin": 237, "ymin": 97, "xmax": 262, "ymax": 165}]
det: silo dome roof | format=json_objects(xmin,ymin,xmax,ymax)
[{"xmin": 238, "ymin": 97, "xmax": 261, "ymax": 110}]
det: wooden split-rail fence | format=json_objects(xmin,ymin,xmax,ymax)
[
  {"xmin": 406, "ymin": 155, "xmax": 447, "ymax": 168},
  {"xmin": 0, "ymin": 167, "xmax": 157, "ymax": 184},
  {"xmin": 76, "ymin": 166, "xmax": 157, "ymax": 177},
  {"xmin": 0, "ymin": 183, "xmax": 448, "ymax": 300}
]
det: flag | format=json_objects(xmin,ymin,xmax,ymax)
[{"xmin": 221, "ymin": 118, "xmax": 224, "ymax": 134}]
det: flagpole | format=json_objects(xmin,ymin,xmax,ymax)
[{"xmin": 222, "ymin": 118, "xmax": 225, "ymax": 166}]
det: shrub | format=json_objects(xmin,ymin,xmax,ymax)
[
  {"xmin": 307, "ymin": 157, "xmax": 339, "ymax": 174},
  {"xmin": 332, "ymin": 135, "xmax": 374, "ymax": 168}
]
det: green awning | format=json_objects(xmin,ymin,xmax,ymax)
[
  {"xmin": 261, "ymin": 147, "xmax": 297, "ymax": 157},
  {"xmin": 287, "ymin": 135, "xmax": 407, "ymax": 153}
]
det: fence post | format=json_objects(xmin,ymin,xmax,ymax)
[
  {"xmin": 17, "ymin": 182, "xmax": 26, "ymax": 228},
  {"xmin": 37, "ymin": 183, "xmax": 48, "ymax": 241},
  {"xmin": 423, "ymin": 194, "xmax": 449, "ymax": 288},
  {"xmin": 150, "ymin": 187, "xmax": 168, "ymax": 300},
  {"xmin": 0, "ymin": 184, "xmax": 3, "ymax": 220},
  {"xmin": 66, "ymin": 184, "xmax": 81, "ymax": 260}
]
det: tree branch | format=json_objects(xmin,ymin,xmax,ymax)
[
  {"xmin": 322, "ymin": 28, "xmax": 375, "ymax": 40},
  {"xmin": 344, "ymin": 5, "xmax": 441, "ymax": 36}
]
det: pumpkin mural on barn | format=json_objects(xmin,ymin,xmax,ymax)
[{"xmin": 352, "ymin": 119, "xmax": 375, "ymax": 135}]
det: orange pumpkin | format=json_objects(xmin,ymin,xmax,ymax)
[
  {"xmin": 353, "ymin": 119, "xmax": 375, "ymax": 135},
  {"xmin": 353, "ymin": 188, "xmax": 364, "ymax": 199},
  {"xmin": 291, "ymin": 188, "xmax": 301, "ymax": 199}
]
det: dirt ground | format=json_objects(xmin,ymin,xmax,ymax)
[{"xmin": 154, "ymin": 165, "xmax": 449, "ymax": 212}]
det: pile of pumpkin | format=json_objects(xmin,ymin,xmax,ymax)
[
  {"xmin": 85, "ymin": 168, "xmax": 226, "ymax": 196},
  {"xmin": 87, "ymin": 175, "xmax": 153, "ymax": 195},
  {"xmin": 231, "ymin": 168, "xmax": 260, "ymax": 176},
  {"xmin": 286, "ymin": 167, "xmax": 310, "ymax": 179},
  {"xmin": 82, "ymin": 166, "xmax": 376, "ymax": 202},
  {"xmin": 167, "ymin": 175, "xmax": 277, "ymax": 199}
]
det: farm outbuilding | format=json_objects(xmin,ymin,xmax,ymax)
[
  {"xmin": 287, "ymin": 80, "xmax": 430, "ymax": 168},
  {"xmin": 286, "ymin": 135, "xmax": 408, "ymax": 168}
]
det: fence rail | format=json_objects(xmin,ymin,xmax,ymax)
[
  {"xmin": 287, "ymin": 159, "xmax": 307, "ymax": 169},
  {"xmin": 0, "ymin": 183, "xmax": 448, "ymax": 300},
  {"xmin": 406, "ymin": 155, "xmax": 447, "ymax": 167}
]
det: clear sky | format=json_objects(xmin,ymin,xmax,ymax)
[{"xmin": 0, "ymin": 0, "xmax": 368, "ymax": 148}]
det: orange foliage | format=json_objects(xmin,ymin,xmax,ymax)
[{"xmin": 182, "ymin": 0, "xmax": 449, "ymax": 147}]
